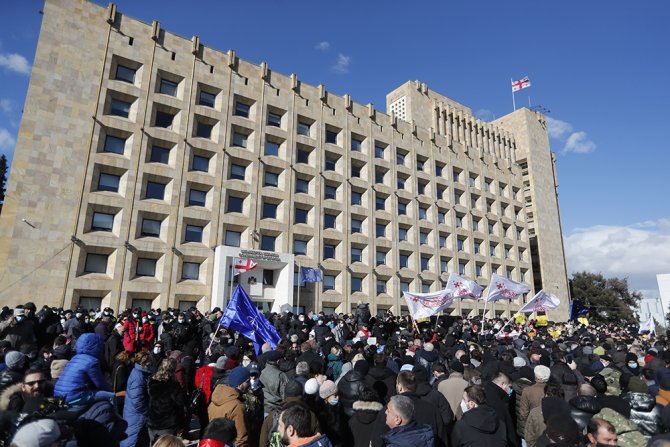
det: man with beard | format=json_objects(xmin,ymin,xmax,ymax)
[
  {"xmin": 278, "ymin": 404, "xmax": 333, "ymax": 447},
  {"xmin": 0, "ymin": 368, "xmax": 50, "ymax": 412}
]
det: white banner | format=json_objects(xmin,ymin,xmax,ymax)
[
  {"xmin": 446, "ymin": 273, "xmax": 483, "ymax": 299},
  {"xmin": 486, "ymin": 273, "xmax": 530, "ymax": 302},
  {"xmin": 518, "ymin": 290, "xmax": 560, "ymax": 313},
  {"xmin": 403, "ymin": 289, "xmax": 455, "ymax": 319}
]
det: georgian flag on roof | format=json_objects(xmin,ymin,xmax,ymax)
[
  {"xmin": 233, "ymin": 258, "xmax": 257, "ymax": 276},
  {"xmin": 403, "ymin": 289, "xmax": 455, "ymax": 319},
  {"xmin": 518, "ymin": 290, "xmax": 560, "ymax": 313},
  {"xmin": 446, "ymin": 273, "xmax": 483, "ymax": 300},
  {"xmin": 639, "ymin": 318, "xmax": 655, "ymax": 335},
  {"xmin": 486, "ymin": 273, "xmax": 530, "ymax": 302},
  {"xmin": 511, "ymin": 76, "xmax": 531, "ymax": 92}
]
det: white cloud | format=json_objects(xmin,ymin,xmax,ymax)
[
  {"xmin": 564, "ymin": 220, "xmax": 670, "ymax": 297},
  {"xmin": 0, "ymin": 99, "xmax": 12, "ymax": 113},
  {"xmin": 315, "ymin": 41, "xmax": 330, "ymax": 51},
  {"xmin": 0, "ymin": 128, "xmax": 16, "ymax": 155},
  {"xmin": 545, "ymin": 116, "xmax": 596, "ymax": 155},
  {"xmin": 475, "ymin": 109, "xmax": 494, "ymax": 121},
  {"xmin": 0, "ymin": 52, "xmax": 31, "ymax": 75},
  {"xmin": 332, "ymin": 53, "xmax": 351, "ymax": 74}
]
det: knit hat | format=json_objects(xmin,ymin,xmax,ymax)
[
  {"xmin": 423, "ymin": 343, "xmax": 434, "ymax": 352},
  {"xmin": 304, "ymin": 378, "xmax": 319, "ymax": 395},
  {"xmin": 11, "ymin": 418, "xmax": 61, "ymax": 447},
  {"xmin": 400, "ymin": 364, "xmax": 414, "ymax": 372},
  {"xmin": 228, "ymin": 366, "xmax": 251, "ymax": 388},
  {"xmin": 625, "ymin": 352, "xmax": 638, "ymax": 363},
  {"xmin": 449, "ymin": 361, "xmax": 464, "ymax": 374},
  {"xmin": 593, "ymin": 346, "xmax": 605, "ymax": 356},
  {"xmin": 513, "ymin": 357, "xmax": 527, "ymax": 368},
  {"xmin": 215, "ymin": 356, "xmax": 227, "ymax": 370},
  {"xmin": 266, "ymin": 350, "xmax": 283, "ymax": 362},
  {"xmin": 5, "ymin": 351, "xmax": 25, "ymax": 370},
  {"xmin": 290, "ymin": 334, "xmax": 299, "ymax": 343},
  {"xmin": 319, "ymin": 380, "xmax": 337, "ymax": 399},
  {"xmin": 534, "ymin": 365, "xmax": 551, "ymax": 382}
]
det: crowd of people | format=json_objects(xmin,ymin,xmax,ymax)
[{"xmin": 1, "ymin": 300, "xmax": 670, "ymax": 447}]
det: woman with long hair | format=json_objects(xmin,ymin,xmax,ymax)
[
  {"xmin": 147, "ymin": 357, "xmax": 188, "ymax": 444},
  {"xmin": 121, "ymin": 351, "xmax": 153, "ymax": 447}
]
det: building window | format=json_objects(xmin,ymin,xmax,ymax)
[
  {"xmin": 191, "ymin": 154, "xmax": 210, "ymax": 172},
  {"xmin": 323, "ymin": 243, "xmax": 336, "ymax": 259},
  {"xmin": 504, "ymin": 246, "xmax": 511, "ymax": 258},
  {"xmin": 437, "ymin": 186, "xmax": 446, "ymax": 200},
  {"xmin": 267, "ymin": 111, "xmax": 282, "ymax": 127},
  {"xmin": 182, "ymin": 262, "xmax": 200, "ymax": 280},
  {"xmin": 484, "ymin": 180, "xmax": 491, "ymax": 192},
  {"xmin": 91, "ymin": 212, "xmax": 114, "ymax": 231},
  {"xmin": 84, "ymin": 253, "xmax": 108, "ymax": 273},
  {"xmin": 488, "ymin": 223, "xmax": 495, "ymax": 235},
  {"xmin": 115, "ymin": 64, "xmax": 136, "ymax": 83},
  {"xmin": 375, "ymin": 196, "xmax": 385, "ymax": 211},
  {"xmin": 294, "ymin": 207, "xmax": 308, "ymax": 224},
  {"xmin": 474, "ymin": 241, "xmax": 481, "ymax": 254},
  {"xmin": 506, "ymin": 268, "xmax": 513, "ymax": 279},
  {"xmin": 418, "ymin": 183, "xmax": 426, "ymax": 195},
  {"xmin": 468, "ymin": 177, "xmax": 476, "ymax": 188},
  {"xmin": 146, "ymin": 181, "xmax": 166, "ymax": 200},
  {"xmin": 375, "ymin": 169, "xmax": 385, "ymax": 184},
  {"xmin": 472, "ymin": 219, "xmax": 479, "ymax": 232},
  {"xmin": 459, "ymin": 261, "xmax": 467, "ymax": 275},
  {"xmin": 416, "ymin": 158, "xmax": 424, "ymax": 171},
  {"xmin": 396, "ymin": 152, "xmax": 405, "ymax": 165},
  {"xmin": 455, "ymin": 216, "xmax": 463, "ymax": 228},
  {"xmin": 398, "ymin": 201, "xmax": 407, "ymax": 215},
  {"xmin": 225, "ymin": 230, "xmax": 241, "ymax": 247},
  {"xmin": 150, "ymin": 145, "xmax": 170, "ymax": 164},
  {"xmin": 420, "ymin": 231, "xmax": 428, "ymax": 245},
  {"xmin": 234, "ymin": 101, "xmax": 250, "ymax": 118},
  {"xmin": 422, "ymin": 283, "xmax": 430, "ymax": 293},
  {"xmin": 227, "ymin": 196, "xmax": 243, "ymax": 213},
  {"xmin": 421, "ymin": 256, "xmax": 430, "ymax": 271},
  {"xmin": 476, "ymin": 264, "xmax": 483, "ymax": 277},
  {"xmin": 489, "ymin": 244, "xmax": 496, "ymax": 256},
  {"xmin": 324, "ymin": 185, "xmax": 337, "ymax": 200},
  {"xmin": 136, "ymin": 258, "xmax": 156, "ymax": 277},
  {"xmin": 199, "ymin": 90, "xmax": 216, "ymax": 108},
  {"xmin": 141, "ymin": 218, "xmax": 161, "ymax": 237},
  {"xmin": 293, "ymin": 240, "xmax": 307, "ymax": 256},
  {"xmin": 196, "ymin": 121, "xmax": 213, "ymax": 139},
  {"xmin": 324, "ymin": 213, "xmax": 337, "ymax": 229},
  {"xmin": 325, "ymin": 129, "xmax": 338, "ymax": 144},
  {"xmin": 439, "ymin": 234, "xmax": 447, "ymax": 248},
  {"xmin": 435, "ymin": 164, "xmax": 443, "ymax": 177},
  {"xmin": 296, "ymin": 148, "xmax": 310, "ymax": 164},
  {"xmin": 228, "ymin": 164, "xmax": 246, "ymax": 181},
  {"xmin": 517, "ymin": 228, "xmax": 523, "ymax": 240},
  {"xmin": 232, "ymin": 132, "xmax": 248, "ymax": 148},
  {"xmin": 159, "ymin": 78, "xmax": 178, "ymax": 96},
  {"xmin": 265, "ymin": 140, "xmax": 280, "ymax": 156},
  {"xmin": 400, "ymin": 281, "xmax": 410, "ymax": 293},
  {"xmin": 438, "ymin": 211, "xmax": 446, "ymax": 224},
  {"xmin": 440, "ymin": 258, "xmax": 448, "ymax": 273},
  {"xmin": 453, "ymin": 169, "xmax": 461, "ymax": 182},
  {"xmin": 377, "ymin": 279, "xmax": 387, "ymax": 295},
  {"xmin": 376, "ymin": 223, "xmax": 386, "ymax": 238},
  {"xmin": 103, "ymin": 135, "xmax": 125, "ymax": 154},
  {"xmin": 98, "ymin": 173, "xmax": 120, "ymax": 192},
  {"xmin": 325, "ymin": 156, "xmax": 337, "ymax": 171},
  {"xmin": 351, "ymin": 191, "xmax": 362, "ymax": 206},
  {"xmin": 260, "ymin": 235, "xmax": 276, "ymax": 251},
  {"xmin": 351, "ymin": 165, "xmax": 361, "ymax": 178},
  {"xmin": 419, "ymin": 207, "xmax": 427, "ymax": 220},
  {"xmin": 262, "ymin": 202, "xmax": 278, "ymax": 219},
  {"xmin": 297, "ymin": 121, "xmax": 311, "ymax": 136},
  {"xmin": 399, "ymin": 227, "xmax": 408, "ymax": 241},
  {"xmin": 264, "ymin": 171, "xmax": 279, "ymax": 187},
  {"xmin": 397, "ymin": 177, "xmax": 405, "ymax": 190},
  {"xmin": 351, "ymin": 277, "xmax": 362, "ymax": 293},
  {"xmin": 375, "ymin": 145, "xmax": 385, "ymax": 159},
  {"xmin": 399, "ymin": 254, "xmax": 409, "ymax": 268},
  {"xmin": 454, "ymin": 192, "xmax": 461, "ymax": 204},
  {"xmin": 521, "ymin": 271, "xmax": 526, "ymax": 282},
  {"xmin": 471, "ymin": 197, "xmax": 478, "ymax": 209},
  {"xmin": 154, "ymin": 110, "xmax": 174, "ymax": 128},
  {"xmin": 376, "ymin": 250, "xmax": 386, "ymax": 266},
  {"xmin": 323, "ymin": 275, "xmax": 335, "ymax": 291},
  {"xmin": 457, "ymin": 238, "xmax": 465, "ymax": 251},
  {"xmin": 351, "ymin": 137, "xmax": 363, "ymax": 151},
  {"xmin": 351, "ymin": 218, "xmax": 363, "ymax": 234},
  {"xmin": 185, "ymin": 224, "xmax": 203, "ymax": 243},
  {"xmin": 110, "ymin": 99, "xmax": 131, "ymax": 118},
  {"xmin": 518, "ymin": 250, "xmax": 525, "ymax": 261},
  {"xmin": 351, "ymin": 247, "xmax": 362, "ymax": 263},
  {"xmin": 295, "ymin": 178, "xmax": 309, "ymax": 194}
]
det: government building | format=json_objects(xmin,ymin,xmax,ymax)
[{"xmin": 0, "ymin": 0, "xmax": 571, "ymax": 320}]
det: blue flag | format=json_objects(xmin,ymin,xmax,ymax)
[
  {"xmin": 300, "ymin": 267, "xmax": 323, "ymax": 283},
  {"xmin": 220, "ymin": 285, "xmax": 281, "ymax": 354}
]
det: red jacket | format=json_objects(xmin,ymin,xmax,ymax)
[
  {"xmin": 122, "ymin": 319, "xmax": 138, "ymax": 352},
  {"xmin": 195, "ymin": 365, "xmax": 215, "ymax": 405},
  {"xmin": 139, "ymin": 322, "xmax": 155, "ymax": 349}
]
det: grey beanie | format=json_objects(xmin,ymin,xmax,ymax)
[{"xmin": 5, "ymin": 351, "xmax": 25, "ymax": 370}]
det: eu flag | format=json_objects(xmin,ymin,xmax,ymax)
[
  {"xmin": 220, "ymin": 285, "xmax": 281, "ymax": 354},
  {"xmin": 300, "ymin": 267, "xmax": 323, "ymax": 284}
]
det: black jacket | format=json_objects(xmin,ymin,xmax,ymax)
[
  {"xmin": 568, "ymin": 395, "xmax": 601, "ymax": 430},
  {"xmin": 365, "ymin": 366, "xmax": 397, "ymax": 402},
  {"xmin": 147, "ymin": 378, "xmax": 188, "ymax": 430},
  {"xmin": 622, "ymin": 392, "xmax": 662, "ymax": 436},
  {"xmin": 484, "ymin": 380, "xmax": 518, "ymax": 447},
  {"xmin": 349, "ymin": 400, "xmax": 384, "ymax": 447},
  {"xmin": 452, "ymin": 405, "xmax": 507, "ymax": 447},
  {"xmin": 382, "ymin": 422, "xmax": 435, "ymax": 447},
  {"xmin": 337, "ymin": 370, "xmax": 369, "ymax": 416},
  {"xmin": 416, "ymin": 381, "xmax": 454, "ymax": 433}
]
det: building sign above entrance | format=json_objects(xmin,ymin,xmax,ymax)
[{"xmin": 239, "ymin": 249, "xmax": 282, "ymax": 262}]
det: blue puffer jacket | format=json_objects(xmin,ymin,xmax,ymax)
[
  {"xmin": 54, "ymin": 333, "xmax": 111, "ymax": 403},
  {"xmin": 382, "ymin": 422, "xmax": 435, "ymax": 447},
  {"xmin": 120, "ymin": 363, "xmax": 153, "ymax": 447}
]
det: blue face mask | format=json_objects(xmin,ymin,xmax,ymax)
[
  {"xmin": 628, "ymin": 363, "xmax": 638, "ymax": 369},
  {"xmin": 329, "ymin": 399, "xmax": 339, "ymax": 406},
  {"xmin": 507, "ymin": 388, "xmax": 513, "ymax": 397}
]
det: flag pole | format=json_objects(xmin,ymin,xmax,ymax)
[
  {"xmin": 206, "ymin": 312, "xmax": 225, "ymax": 356},
  {"xmin": 511, "ymin": 78, "xmax": 516, "ymax": 111},
  {"xmin": 480, "ymin": 298, "xmax": 489, "ymax": 335},
  {"xmin": 228, "ymin": 258, "xmax": 235, "ymax": 307},
  {"xmin": 296, "ymin": 262, "xmax": 301, "ymax": 314}
]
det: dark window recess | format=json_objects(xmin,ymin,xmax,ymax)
[
  {"xmin": 199, "ymin": 91, "xmax": 216, "ymax": 107},
  {"xmin": 235, "ymin": 102, "xmax": 250, "ymax": 118},
  {"xmin": 191, "ymin": 155, "xmax": 209, "ymax": 172},
  {"xmin": 150, "ymin": 146, "xmax": 170, "ymax": 164},
  {"xmin": 227, "ymin": 196, "xmax": 243, "ymax": 213},
  {"xmin": 110, "ymin": 99, "xmax": 130, "ymax": 118},
  {"xmin": 196, "ymin": 122, "xmax": 213, "ymax": 139},
  {"xmin": 188, "ymin": 189, "xmax": 206, "ymax": 206},
  {"xmin": 103, "ymin": 135, "xmax": 125, "ymax": 154},
  {"xmin": 98, "ymin": 173, "xmax": 120, "ymax": 192},
  {"xmin": 154, "ymin": 111, "xmax": 174, "ymax": 128},
  {"xmin": 325, "ymin": 130, "xmax": 338, "ymax": 144},
  {"xmin": 91, "ymin": 212, "xmax": 114, "ymax": 231},
  {"xmin": 145, "ymin": 181, "xmax": 166, "ymax": 200},
  {"xmin": 267, "ymin": 112, "xmax": 282, "ymax": 127},
  {"xmin": 141, "ymin": 218, "xmax": 161, "ymax": 237},
  {"xmin": 159, "ymin": 78, "xmax": 178, "ymax": 96},
  {"xmin": 115, "ymin": 65, "xmax": 136, "ymax": 83}
]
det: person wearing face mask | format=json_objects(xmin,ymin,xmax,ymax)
[
  {"xmin": 452, "ymin": 384, "xmax": 506, "ymax": 447},
  {"xmin": 139, "ymin": 312, "xmax": 155, "ymax": 351},
  {"xmin": 0, "ymin": 307, "xmax": 36, "ymax": 349},
  {"xmin": 624, "ymin": 352, "xmax": 640, "ymax": 375},
  {"xmin": 315, "ymin": 379, "xmax": 354, "ymax": 447},
  {"xmin": 149, "ymin": 341, "xmax": 166, "ymax": 373},
  {"xmin": 482, "ymin": 372, "xmax": 518, "ymax": 447},
  {"xmin": 121, "ymin": 312, "xmax": 138, "ymax": 353}
]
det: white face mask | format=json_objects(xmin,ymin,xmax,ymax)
[
  {"xmin": 460, "ymin": 399, "xmax": 470, "ymax": 413},
  {"xmin": 153, "ymin": 347, "xmax": 161, "ymax": 355}
]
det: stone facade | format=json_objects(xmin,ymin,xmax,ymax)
[{"xmin": 0, "ymin": 0, "xmax": 569, "ymax": 319}]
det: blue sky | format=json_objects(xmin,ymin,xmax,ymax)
[{"xmin": 1, "ymin": 1, "xmax": 669, "ymax": 314}]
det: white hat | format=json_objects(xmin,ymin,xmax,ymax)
[
  {"xmin": 513, "ymin": 357, "xmax": 527, "ymax": 368},
  {"xmin": 11, "ymin": 419, "xmax": 61, "ymax": 447},
  {"xmin": 304, "ymin": 378, "xmax": 319, "ymax": 395}
]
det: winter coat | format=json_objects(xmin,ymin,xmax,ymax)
[
  {"xmin": 549, "ymin": 361, "xmax": 572, "ymax": 385},
  {"xmin": 416, "ymin": 381, "xmax": 454, "ymax": 432},
  {"xmin": 524, "ymin": 405, "xmax": 544, "ymax": 447},
  {"xmin": 365, "ymin": 365, "xmax": 397, "ymax": 403},
  {"xmin": 0, "ymin": 382, "xmax": 23, "ymax": 412},
  {"xmin": 120, "ymin": 363, "xmax": 153, "ymax": 447},
  {"xmin": 337, "ymin": 369, "xmax": 369, "ymax": 416},
  {"xmin": 622, "ymin": 392, "xmax": 662, "ymax": 436},
  {"xmin": 354, "ymin": 303, "xmax": 371, "ymax": 326},
  {"xmin": 382, "ymin": 422, "xmax": 435, "ymax": 447},
  {"xmin": 208, "ymin": 384, "xmax": 248, "ymax": 447},
  {"xmin": 326, "ymin": 353, "xmax": 343, "ymax": 381},
  {"xmin": 314, "ymin": 401, "xmax": 353, "ymax": 447},
  {"xmin": 123, "ymin": 319, "xmax": 138, "ymax": 352},
  {"xmin": 416, "ymin": 349, "xmax": 439, "ymax": 373},
  {"xmin": 597, "ymin": 393, "xmax": 631, "ymax": 418},
  {"xmin": 519, "ymin": 382, "xmax": 544, "ymax": 425},
  {"xmin": 0, "ymin": 368, "xmax": 23, "ymax": 392},
  {"xmin": 452, "ymin": 405, "xmax": 507, "ymax": 447},
  {"xmin": 259, "ymin": 362, "xmax": 288, "ymax": 414},
  {"xmin": 511, "ymin": 377, "xmax": 533, "ymax": 436},
  {"xmin": 138, "ymin": 322, "xmax": 155, "ymax": 349},
  {"xmin": 483, "ymin": 380, "xmax": 518, "ymax": 447},
  {"xmin": 147, "ymin": 378, "xmax": 187, "ymax": 431},
  {"xmin": 438, "ymin": 372, "xmax": 468, "ymax": 416},
  {"xmin": 601, "ymin": 367, "xmax": 623, "ymax": 396},
  {"xmin": 54, "ymin": 333, "xmax": 111, "ymax": 404},
  {"xmin": 294, "ymin": 433, "xmax": 334, "ymax": 447},
  {"xmin": 568, "ymin": 395, "xmax": 602, "ymax": 430},
  {"xmin": 195, "ymin": 364, "xmax": 215, "ymax": 405},
  {"xmin": 348, "ymin": 400, "xmax": 384, "ymax": 447},
  {"xmin": 103, "ymin": 332, "xmax": 123, "ymax": 372},
  {"xmin": 596, "ymin": 407, "xmax": 647, "ymax": 447},
  {"xmin": 74, "ymin": 400, "xmax": 128, "ymax": 447}
]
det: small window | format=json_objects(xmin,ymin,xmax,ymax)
[
  {"xmin": 351, "ymin": 218, "xmax": 363, "ymax": 234},
  {"xmin": 136, "ymin": 258, "xmax": 157, "ymax": 277},
  {"xmin": 182, "ymin": 262, "xmax": 200, "ymax": 280},
  {"xmin": 263, "ymin": 270, "xmax": 274, "ymax": 285},
  {"xmin": 154, "ymin": 110, "xmax": 174, "ymax": 128},
  {"xmin": 439, "ymin": 235, "xmax": 447, "ymax": 248},
  {"xmin": 441, "ymin": 258, "xmax": 448, "ymax": 273},
  {"xmin": 323, "ymin": 243, "xmax": 336, "ymax": 259},
  {"xmin": 351, "ymin": 165, "xmax": 361, "ymax": 178},
  {"xmin": 376, "ymin": 222, "xmax": 386, "ymax": 238},
  {"xmin": 324, "ymin": 185, "xmax": 337, "ymax": 200},
  {"xmin": 325, "ymin": 156, "xmax": 337, "ymax": 171},
  {"xmin": 396, "ymin": 152, "xmax": 405, "ymax": 165},
  {"xmin": 296, "ymin": 148, "xmax": 310, "ymax": 164},
  {"xmin": 422, "ymin": 283, "xmax": 430, "ymax": 293},
  {"xmin": 420, "ymin": 231, "xmax": 428, "ymax": 245},
  {"xmin": 399, "ymin": 227, "xmax": 408, "ymax": 241},
  {"xmin": 398, "ymin": 201, "xmax": 407, "ymax": 215},
  {"xmin": 98, "ymin": 173, "xmax": 120, "ymax": 192},
  {"xmin": 351, "ymin": 277, "xmax": 362, "ymax": 293},
  {"xmin": 474, "ymin": 241, "xmax": 481, "ymax": 254},
  {"xmin": 262, "ymin": 202, "xmax": 278, "ymax": 219},
  {"xmin": 435, "ymin": 164, "xmax": 443, "ymax": 177},
  {"xmin": 376, "ymin": 250, "xmax": 386, "ymax": 266},
  {"xmin": 198, "ymin": 90, "xmax": 216, "ymax": 108},
  {"xmin": 225, "ymin": 230, "xmax": 241, "ymax": 247},
  {"xmin": 488, "ymin": 223, "xmax": 495, "ymax": 235},
  {"xmin": 150, "ymin": 146, "xmax": 170, "ymax": 164},
  {"xmin": 375, "ymin": 169, "xmax": 385, "ymax": 184},
  {"xmin": 459, "ymin": 261, "xmax": 467, "ymax": 275},
  {"xmin": 267, "ymin": 111, "xmax": 282, "ymax": 127},
  {"xmin": 185, "ymin": 224, "xmax": 203, "ymax": 243},
  {"xmin": 489, "ymin": 244, "xmax": 496, "ymax": 256},
  {"xmin": 438, "ymin": 211, "xmax": 446, "ymax": 224},
  {"xmin": 325, "ymin": 129, "xmax": 338, "ymax": 144},
  {"xmin": 188, "ymin": 189, "xmax": 206, "ymax": 207},
  {"xmin": 453, "ymin": 169, "xmax": 461, "ymax": 182},
  {"xmin": 375, "ymin": 196, "xmax": 385, "ymax": 211},
  {"xmin": 227, "ymin": 196, "xmax": 243, "ymax": 213},
  {"xmin": 260, "ymin": 235, "xmax": 276, "ymax": 251},
  {"xmin": 293, "ymin": 240, "xmax": 307, "ymax": 256},
  {"xmin": 351, "ymin": 191, "xmax": 362, "ymax": 206},
  {"xmin": 351, "ymin": 137, "xmax": 363, "ymax": 151},
  {"xmin": 103, "ymin": 135, "xmax": 125, "ymax": 154},
  {"xmin": 419, "ymin": 207, "xmax": 427, "ymax": 220},
  {"xmin": 232, "ymin": 132, "xmax": 247, "ymax": 147},
  {"xmin": 295, "ymin": 178, "xmax": 309, "ymax": 194},
  {"xmin": 377, "ymin": 280, "xmax": 386, "ymax": 295},
  {"xmin": 84, "ymin": 253, "xmax": 108, "ymax": 274},
  {"xmin": 110, "ymin": 99, "xmax": 131, "ymax": 118},
  {"xmin": 351, "ymin": 247, "xmax": 362, "ymax": 263},
  {"xmin": 399, "ymin": 254, "xmax": 409, "ymax": 268},
  {"xmin": 196, "ymin": 121, "xmax": 213, "ymax": 139},
  {"xmin": 115, "ymin": 65, "xmax": 136, "ymax": 83},
  {"xmin": 91, "ymin": 212, "xmax": 114, "ymax": 231},
  {"xmin": 457, "ymin": 238, "xmax": 465, "ymax": 251},
  {"xmin": 191, "ymin": 155, "xmax": 210, "ymax": 172},
  {"xmin": 375, "ymin": 145, "xmax": 385, "ymax": 159},
  {"xmin": 400, "ymin": 281, "xmax": 410, "ymax": 293},
  {"xmin": 421, "ymin": 256, "xmax": 429, "ymax": 271},
  {"xmin": 416, "ymin": 158, "xmax": 424, "ymax": 171},
  {"xmin": 265, "ymin": 140, "xmax": 280, "ymax": 157},
  {"xmin": 146, "ymin": 181, "xmax": 166, "ymax": 200},
  {"xmin": 234, "ymin": 101, "xmax": 250, "ymax": 118},
  {"xmin": 297, "ymin": 121, "xmax": 311, "ymax": 136},
  {"xmin": 159, "ymin": 78, "xmax": 178, "ymax": 96},
  {"xmin": 294, "ymin": 207, "xmax": 308, "ymax": 224},
  {"xmin": 324, "ymin": 213, "xmax": 337, "ymax": 229},
  {"xmin": 141, "ymin": 218, "xmax": 161, "ymax": 237},
  {"xmin": 264, "ymin": 171, "xmax": 279, "ymax": 187},
  {"xmin": 230, "ymin": 164, "xmax": 246, "ymax": 180},
  {"xmin": 397, "ymin": 177, "xmax": 405, "ymax": 190},
  {"xmin": 476, "ymin": 264, "xmax": 483, "ymax": 277},
  {"xmin": 323, "ymin": 275, "xmax": 335, "ymax": 291}
]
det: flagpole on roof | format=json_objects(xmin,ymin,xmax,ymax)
[
  {"xmin": 511, "ymin": 78, "xmax": 516, "ymax": 111},
  {"xmin": 296, "ymin": 261, "xmax": 301, "ymax": 314}
]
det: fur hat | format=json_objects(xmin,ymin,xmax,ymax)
[{"xmin": 319, "ymin": 380, "xmax": 337, "ymax": 400}]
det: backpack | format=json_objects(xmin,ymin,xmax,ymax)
[{"xmin": 267, "ymin": 409, "xmax": 283, "ymax": 447}]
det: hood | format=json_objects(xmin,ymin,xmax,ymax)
[
  {"xmin": 74, "ymin": 333, "xmax": 103, "ymax": 357},
  {"xmin": 418, "ymin": 350, "xmax": 439, "ymax": 362},
  {"xmin": 211, "ymin": 384, "xmax": 241, "ymax": 406},
  {"xmin": 623, "ymin": 392, "xmax": 657, "ymax": 412},
  {"xmin": 352, "ymin": 400, "xmax": 384, "ymax": 423},
  {"xmin": 415, "ymin": 382, "xmax": 432, "ymax": 398},
  {"xmin": 462, "ymin": 405, "xmax": 500, "ymax": 433},
  {"xmin": 344, "ymin": 371, "xmax": 365, "ymax": 383},
  {"xmin": 569, "ymin": 395, "xmax": 602, "ymax": 414},
  {"xmin": 368, "ymin": 366, "xmax": 394, "ymax": 381},
  {"xmin": 0, "ymin": 382, "xmax": 23, "ymax": 411}
]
